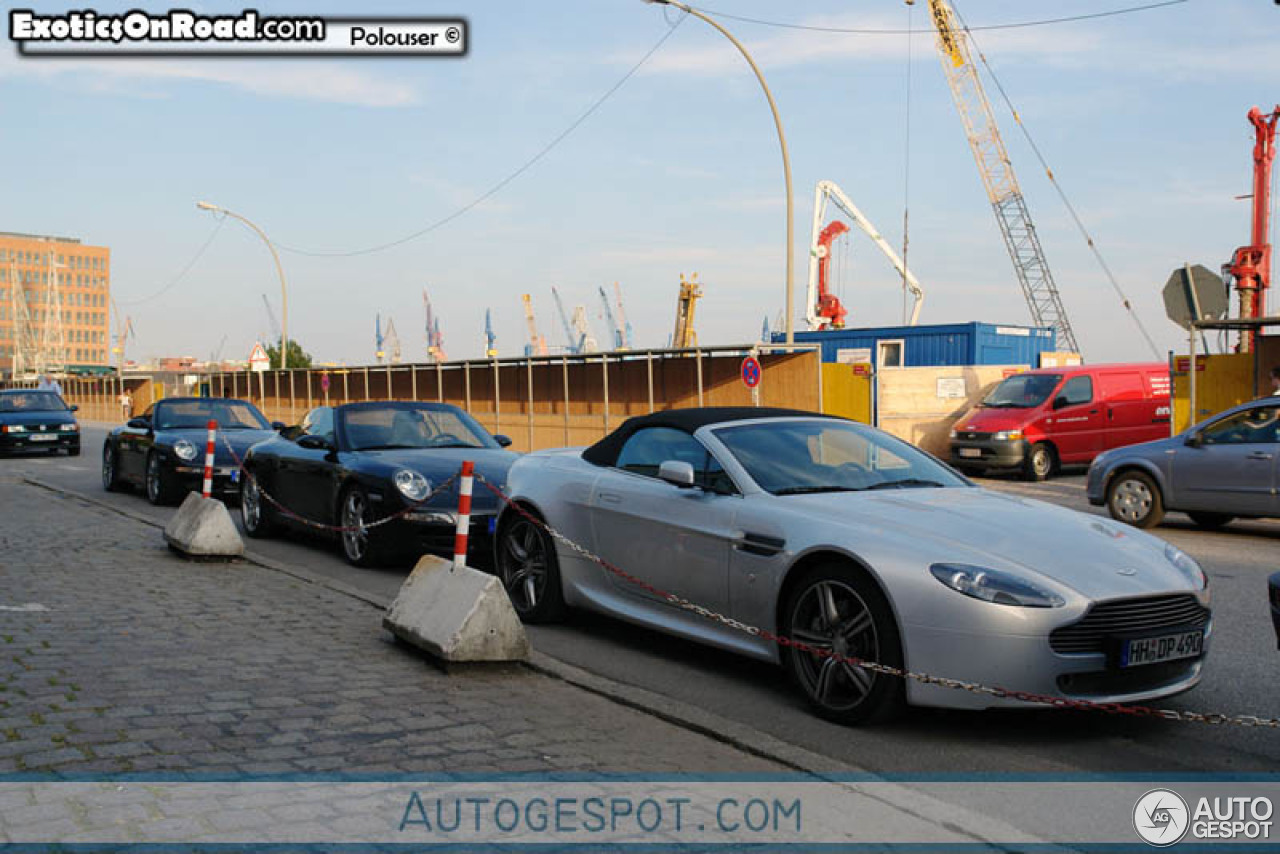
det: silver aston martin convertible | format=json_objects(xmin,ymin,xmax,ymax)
[{"xmin": 494, "ymin": 408, "xmax": 1211, "ymax": 724}]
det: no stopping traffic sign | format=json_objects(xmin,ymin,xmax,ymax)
[{"xmin": 741, "ymin": 356, "xmax": 761, "ymax": 389}]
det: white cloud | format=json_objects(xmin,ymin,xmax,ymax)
[{"xmin": 0, "ymin": 50, "xmax": 418, "ymax": 107}]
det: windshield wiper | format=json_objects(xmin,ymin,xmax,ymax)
[
  {"xmin": 775, "ymin": 485, "xmax": 860, "ymax": 495},
  {"xmin": 864, "ymin": 478, "xmax": 945, "ymax": 490}
]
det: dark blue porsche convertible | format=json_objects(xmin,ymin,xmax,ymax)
[{"xmin": 239, "ymin": 401, "xmax": 518, "ymax": 568}]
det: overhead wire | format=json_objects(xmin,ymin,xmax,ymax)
[
  {"xmin": 949, "ymin": 1, "xmax": 1164, "ymax": 359},
  {"xmin": 115, "ymin": 216, "xmax": 227, "ymax": 306},
  {"xmin": 276, "ymin": 13, "xmax": 687, "ymax": 258},
  {"xmin": 686, "ymin": 0, "xmax": 1188, "ymax": 35}
]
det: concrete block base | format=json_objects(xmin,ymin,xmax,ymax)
[
  {"xmin": 383, "ymin": 555, "xmax": 530, "ymax": 664},
  {"xmin": 163, "ymin": 492, "xmax": 245, "ymax": 559}
]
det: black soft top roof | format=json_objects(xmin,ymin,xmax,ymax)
[{"xmin": 581, "ymin": 407, "xmax": 844, "ymax": 467}]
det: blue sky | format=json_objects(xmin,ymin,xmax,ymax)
[{"xmin": 3, "ymin": 0, "xmax": 1277, "ymax": 364}]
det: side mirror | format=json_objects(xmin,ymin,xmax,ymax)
[
  {"xmin": 297, "ymin": 434, "xmax": 333, "ymax": 451},
  {"xmin": 658, "ymin": 460, "xmax": 696, "ymax": 489},
  {"xmin": 271, "ymin": 421, "xmax": 287, "ymax": 431},
  {"xmin": 493, "ymin": 434, "xmax": 513, "ymax": 448},
  {"xmin": 127, "ymin": 417, "xmax": 149, "ymax": 429},
  {"xmin": 1185, "ymin": 432, "xmax": 1202, "ymax": 448},
  {"xmin": 1052, "ymin": 396, "xmax": 1069, "ymax": 411},
  {"xmin": 69, "ymin": 405, "xmax": 79, "ymax": 412}
]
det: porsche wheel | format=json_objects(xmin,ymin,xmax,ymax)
[
  {"xmin": 497, "ymin": 514, "xmax": 565, "ymax": 623},
  {"xmin": 102, "ymin": 443, "xmax": 121, "ymax": 492},
  {"xmin": 240, "ymin": 473, "xmax": 276, "ymax": 538},
  {"xmin": 145, "ymin": 451, "xmax": 179, "ymax": 506},
  {"xmin": 340, "ymin": 485, "xmax": 384, "ymax": 568},
  {"xmin": 782, "ymin": 563, "xmax": 904, "ymax": 725}
]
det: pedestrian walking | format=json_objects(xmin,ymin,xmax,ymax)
[{"xmin": 118, "ymin": 389, "xmax": 133, "ymax": 420}]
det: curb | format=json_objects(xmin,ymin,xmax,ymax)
[{"xmin": 18, "ymin": 475, "xmax": 1045, "ymax": 848}]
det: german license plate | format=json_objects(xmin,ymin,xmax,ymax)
[
  {"xmin": 958, "ymin": 447, "xmax": 981, "ymax": 458},
  {"xmin": 29, "ymin": 434, "xmax": 56, "ymax": 442},
  {"xmin": 219, "ymin": 467, "xmax": 240, "ymax": 483},
  {"xmin": 1120, "ymin": 629, "xmax": 1204, "ymax": 668}
]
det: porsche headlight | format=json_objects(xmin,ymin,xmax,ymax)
[
  {"xmin": 1165, "ymin": 543, "xmax": 1207, "ymax": 589},
  {"xmin": 393, "ymin": 469, "xmax": 431, "ymax": 502},
  {"xmin": 173, "ymin": 439, "xmax": 198, "ymax": 461},
  {"xmin": 930, "ymin": 563, "xmax": 1065, "ymax": 608},
  {"xmin": 992, "ymin": 430, "xmax": 1023, "ymax": 441}
]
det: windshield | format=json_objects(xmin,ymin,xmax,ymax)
[
  {"xmin": 981, "ymin": 374, "xmax": 1061, "ymax": 408},
  {"xmin": 340, "ymin": 404, "xmax": 498, "ymax": 452},
  {"xmin": 0, "ymin": 392, "xmax": 68, "ymax": 413},
  {"xmin": 154, "ymin": 399, "xmax": 271, "ymax": 431},
  {"xmin": 713, "ymin": 420, "xmax": 968, "ymax": 495}
]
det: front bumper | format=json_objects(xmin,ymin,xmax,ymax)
[
  {"xmin": 382, "ymin": 513, "xmax": 497, "ymax": 569},
  {"xmin": 948, "ymin": 437, "xmax": 1026, "ymax": 471},
  {"xmin": 171, "ymin": 464, "xmax": 243, "ymax": 495},
  {"xmin": 1085, "ymin": 462, "xmax": 1108, "ymax": 506},
  {"xmin": 0, "ymin": 431, "xmax": 80, "ymax": 454},
  {"xmin": 902, "ymin": 618, "xmax": 1210, "ymax": 711}
]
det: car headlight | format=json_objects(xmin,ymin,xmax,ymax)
[
  {"xmin": 930, "ymin": 563, "xmax": 1065, "ymax": 608},
  {"xmin": 949, "ymin": 429, "xmax": 958, "ymax": 440},
  {"xmin": 1164, "ymin": 543, "xmax": 1207, "ymax": 589},
  {"xmin": 393, "ymin": 469, "xmax": 431, "ymax": 502},
  {"xmin": 173, "ymin": 439, "xmax": 198, "ymax": 461},
  {"xmin": 992, "ymin": 430, "xmax": 1023, "ymax": 441},
  {"xmin": 1, "ymin": 424, "xmax": 26, "ymax": 433},
  {"xmin": 59, "ymin": 423, "xmax": 78, "ymax": 432}
]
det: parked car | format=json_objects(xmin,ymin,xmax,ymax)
[
  {"xmin": 0, "ymin": 389, "xmax": 80, "ymax": 456},
  {"xmin": 1269, "ymin": 573, "xmax": 1280, "ymax": 650},
  {"xmin": 949, "ymin": 363, "xmax": 1170, "ymax": 480},
  {"xmin": 102, "ymin": 396, "xmax": 281, "ymax": 505},
  {"xmin": 240, "ymin": 401, "xmax": 518, "ymax": 568},
  {"xmin": 496, "ymin": 407, "xmax": 1210, "ymax": 725},
  {"xmin": 1088, "ymin": 396, "xmax": 1280, "ymax": 530}
]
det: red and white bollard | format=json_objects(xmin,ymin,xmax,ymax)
[
  {"xmin": 454, "ymin": 460, "xmax": 474, "ymax": 569},
  {"xmin": 202, "ymin": 420, "xmax": 217, "ymax": 499}
]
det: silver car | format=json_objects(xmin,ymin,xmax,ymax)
[
  {"xmin": 1088, "ymin": 396, "xmax": 1280, "ymax": 530},
  {"xmin": 495, "ymin": 408, "xmax": 1210, "ymax": 724}
]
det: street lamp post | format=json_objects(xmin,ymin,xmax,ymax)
[
  {"xmin": 195, "ymin": 201, "xmax": 290, "ymax": 370},
  {"xmin": 643, "ymin": 0, "xmax": 795, "ymax": 344}
]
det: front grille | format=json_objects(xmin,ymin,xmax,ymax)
[{"xmin": 1050, "ymin": 594, "xmax": 1209, "ymax": 654}]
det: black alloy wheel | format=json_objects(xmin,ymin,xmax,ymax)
[{"xmin": 497, "ymin": 515, "xmax": 565, "ymax": 623}]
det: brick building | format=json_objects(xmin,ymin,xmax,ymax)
[{"xmin": 0, "ymin": 231, "xmax": 111, "ymax": 377}]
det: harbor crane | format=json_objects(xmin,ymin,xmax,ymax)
[
  {"xmin": 551, "ymin": 287, "xmax": 580, "ymax": 354},
  {"xmin": 614, "ymin": 282, "xmax": 635, "ymax": 349},
  {"xmin": 376, "ymin": 313, "xmax": 384, "ymax": 363},
  {"xmin": 926, "ymin": 0, "xmax": 1079, "ymax": 352},
  {"xmin": 806, "ymin": 180, "xmax": 925, "ymax": 329},
  {"xmin": 110, "ymin": 297, "xmax": 136, "ymax": 375},
  {"xmin": 485, "ymin": 309, "xmax": 498, "ymax": 358},
  {"xmin": 571, "ymin": 306, "xmax": 598, "ymax": 353},
  {"xmin": 673, "ymin": 273, "xmax": 703, "ymax": 349},
  {"xmin": 423, "ymin": 289, "xmax": 446, "ymax": 361},
  {"xmin": 598, "ymin": 286, "xmax": 625, "ymax": 350},
  {"xmin": 522, "ymin": 293, "xmax": 548, "ymax": 356},
  {"xmin": 1226, "ymin": 105, "xmax": 1280, "ymax": 353},
  {"xmin": 375, "ymin": 313, "xmax": 401, "ymax": 364}
]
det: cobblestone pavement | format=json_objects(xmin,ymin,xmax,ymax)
[{"xmin": 0, "ymin": 477, "xmax": 783, "ymax": 778}]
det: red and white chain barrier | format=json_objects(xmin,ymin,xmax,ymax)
[
  {"xmin": 201, "ymin": 420, "xmax": 217, "ymax": 499},
  {"xmin": 475, "ymin": 473, "xmax": 1280, "ymax": 730},
  {"xmin": 454, "ymin": 460, "xmax": 475, "ymax": 569}
]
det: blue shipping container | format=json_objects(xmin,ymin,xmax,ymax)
[{"xmin": 778, "ymin": 322, "xmax": 1057, "ymax": 368}]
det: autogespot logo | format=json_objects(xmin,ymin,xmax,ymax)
[{"xmin": 1134, "ymin": 789, "xmax": 1190, "ymax": 846}]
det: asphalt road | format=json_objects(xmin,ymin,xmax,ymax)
[{"xmin": 13, "ymin": 425, "xmax": 1280, "ymax": 775}]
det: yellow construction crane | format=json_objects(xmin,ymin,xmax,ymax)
[
  {"xmin": 521, "ymin": 293, "xmax": 548, "ymax": 356},
  {"xmin": 672, "ymin": 273, "xmax": 703, "ymax": 349},
  {"xmin": 109, "ymin": 297, "xmax": 135, "ymax": 375},
  {"xmin": 925, "ymin": 0, "xmax": 1078, "ymax": 353}
]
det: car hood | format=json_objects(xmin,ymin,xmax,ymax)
[
  {"xmin": 952, "ymin": 406, "xmax": 1038, "ymax": 433},
  {"xmin": 351, "ymin": 447, "xmax": 518, "ymax": 511},
  {"xmin": 780, "ymin": 487, "xmax": 1200, "ymax": 601},
  {"xmin": 160, "ymin": 428, "xmax": 277, "ymax": 464},
  {"xmin": 0, "ymin": 410, "xmax": 76, "ymax": 427}
]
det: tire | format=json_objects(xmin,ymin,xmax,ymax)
[
  {"xmin": 1187, "ymin": 511, "xmax": 1233, "ymax": 530},
  {"xmin": 1106, "ymin": 469, "xmax": 1164, "ymax": 529},
  {"xmin": 102, "ymin": 443, "xmax": 121, "ymax": 492},
  {"xmin": 781, "ymin": 563, "xmax": 905, "ymax": 726},
  {"xmin": 145, "ymin": 451, "xmax": 180, "ymax": 506},
  {"xmin": 240, "ymin": 471, "xmax": 276, "ymax": 538},
  {"xmin": 339, "ymin": 485, "xmax": 385, "ymax": 568},
  {"xmin": 1021, "ymin": 442, "xmax": 1055, "ymax": 482},
  {"xmin": 496, "ymin": 512, "xmax": 566, "ymax": 623}
]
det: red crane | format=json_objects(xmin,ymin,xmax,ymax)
[
  {"xmin": 814, "ymin": 220, "xmax": 850, "ymax": 329},
  {"xmin": 1228, "ymin": 105, "xmax": 1280, "ymax": 352}
]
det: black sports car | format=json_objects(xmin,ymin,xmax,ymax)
[
  {"xmin": 102, "ymin": 396, "xmax": 283, "ymax": 505},
  {"xmin": 0, "ymin": 389, "xmax": 80, "ymax": 456},
  {"xmin": 240, "ymin": 401, "xmax": 518, "ymax": 567}
]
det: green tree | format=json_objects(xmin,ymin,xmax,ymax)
[{"xmin": 265, "ymin": 340, "xmax": 313, "ymax": 369}]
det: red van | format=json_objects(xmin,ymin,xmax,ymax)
[{"xmin": 948, "ymin": 363, "xmax": 1171, "ymax": 480}]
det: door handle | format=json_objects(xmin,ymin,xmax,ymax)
[
  {"xmin": 598, "ymin": 492, "xmax": 622, "ymax": 504},
  {"xmin": 1247, "ymin": 451, "xmax": 1273, "ymax": 461},
  {"xmin": 1089, "ymin": 409, "xmax": 1099, "ymax": 415}
]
